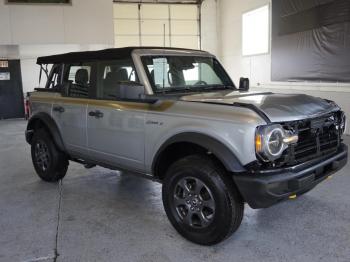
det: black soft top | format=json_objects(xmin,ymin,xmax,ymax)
[{"xmin": 36, "ymin": 46, "xmax": 204, "ymax": 65}]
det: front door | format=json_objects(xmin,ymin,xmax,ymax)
[
  {"xmin": 86, "ymin": 59, "xmax": 146, "ymax": 172},
  {"xmin": 0, "ymin": 60, "xmax": 24, "ymax": 119},
  {"xmin": 87, "ymin": 102, "xmax": 146, "ymax": 171}
]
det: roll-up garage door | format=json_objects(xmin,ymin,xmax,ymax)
[{"xmin": 113, "ymin": 3, "xmax": 200, "ymax": 49}]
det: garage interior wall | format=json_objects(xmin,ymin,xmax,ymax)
[
  {"xmin": 0, "ymin": 0, "xmax": 114, "ymax": 93},
  {"xmin": 1, "ymin": 0, "xmax": 349, "ymax": 134},
  {"xmin": 217, "ymin": 0, "xmax": 350, "ymax": 134},
  {"xmin": 0, "ymin": 0, "xmax": 216, "ymax": 94}
]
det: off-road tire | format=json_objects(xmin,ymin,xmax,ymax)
[
  {"xmin": 162, "ymin": 154, "xmax": 244, "ymax": 245},
  {"xmin": 31, "ymin": 128, "xmax": 68, "ymax": 182}
]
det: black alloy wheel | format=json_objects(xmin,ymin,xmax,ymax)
[
  {"xmin": 34, "ymin": 140, "xmax": 51, "ymax": 172},
  {"xmin": 172, "ymin": 176, "xmax": 216, "ymax": 229},
  {"xmin": 162, "ymin": 154, "xmax": 244, "ymax": 245},
  {"xmin": 31, "ymin": 129, "xmax": 68, "ymax": 182}
]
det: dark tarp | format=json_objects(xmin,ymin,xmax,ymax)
[
  {"xmin": 271, "ymin": 0, "xmax": 350, "ymax": 82},
  {"xmin": 36, "ymin": 47, "xmax": 202, "ymax": 65}
]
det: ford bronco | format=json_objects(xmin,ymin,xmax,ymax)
[{"xmin": 25, "ymin": 47, "xmax": 348, "ymax": 245}]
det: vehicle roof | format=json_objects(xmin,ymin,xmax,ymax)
[{"xmin": 36, "ymin": 46, "xmax": 210, "ymax": 65}]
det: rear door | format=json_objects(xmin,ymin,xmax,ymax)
[
  {"xmin": 51, "ymin": 63, "xmax": 93, "ymax": 158},
  {"xmin": 86, "ymin": 59, "xmax": 146, "ymax": 172}
]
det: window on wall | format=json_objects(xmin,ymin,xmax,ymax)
[
  {"xmin": 242, "ymin": 5, "xmax": 269, "ymax": 56},
  {"xmin": 113, "ymin": 3, "xmax": 200, "ymax": 49}
]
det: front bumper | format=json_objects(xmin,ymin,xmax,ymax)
[{"xmin": 234, "ymin": 144, "xmax": 348, "ymax": 209}]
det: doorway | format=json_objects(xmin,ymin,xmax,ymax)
[{"xmin": 0, "ymin": 60, "xmax": 24, "ymax": 119}]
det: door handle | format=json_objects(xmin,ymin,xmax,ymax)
[
  {"xmin": 88, "ymin": 110, "xmax": 104, "ymax": 118},
  {"xmin": 53, "ymin": 106, "xmax": 65, "ymax": 113}
]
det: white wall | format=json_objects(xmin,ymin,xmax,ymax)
[
  {"xmin": 0, "ymin": 0, "xmax": 114, "ymax": 45},
  {"xmin": 217, "ymin": 0, "xmax": 350, "ymax": 134},
  {"xmin": 0, "ymin": 0, "xmax": 114, "ymax": 93},
  {"xmin": 200, "ymin": 0, "xmax": 220, "ymax": 57}
]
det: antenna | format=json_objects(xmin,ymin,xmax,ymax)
[{"xmin": 163, "ymin": 23, "xmax": 166, "ymax": 47}]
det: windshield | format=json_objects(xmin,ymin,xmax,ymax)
[{"xmin": 141, "ymin": 56, "xmax": 235, "ymax": 93}]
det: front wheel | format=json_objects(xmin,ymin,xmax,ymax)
[
  {"xmin": 162, "ymin": 155, "xmax": 244, "ymax": 245},
  {"xmin": 31, "ymin": 129, "xmax": 68, "ymax": 182}
]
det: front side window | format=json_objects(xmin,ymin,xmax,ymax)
[
  {"xmin": 141, "ymin": 56, "xmax": 235, "ymax": 93},
  {"xmin": 95, "ymin": 59, "xmax": 138, "ymax": 100}
]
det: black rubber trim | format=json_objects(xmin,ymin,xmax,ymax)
[
  {"xmin": 26, "ymin": 112, "xmax": 66, "ymax": 152},
  {"xmin": 232, "ymin": 102, "xmax": 271, "ymax": 124},
  {"xmin": 152, "ymin": 132, "xmax": 246, "ymax": 174},
  {"xmin": 34, "ymin": 87, "xmax": 61, "ymax": 93}
]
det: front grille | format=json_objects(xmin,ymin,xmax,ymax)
[{"xmin": 279, "ymin": 112, "xmax": 342, "ymax": 166}]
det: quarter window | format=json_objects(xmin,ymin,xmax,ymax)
[{"xmin": 45, "ymin": 64, "xmax": 61, "ymax": 89}]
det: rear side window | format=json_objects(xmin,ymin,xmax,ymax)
[
  {"xmin": 68, "ymin": 65, "xmax": 91, "ymax": 83},
  {"xmin": 63, "ymin": 64, "xmax": 93, "ymax": 98}
]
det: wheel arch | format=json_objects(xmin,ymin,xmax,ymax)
[
  {"xmin": 152, "ymin": 132, "xmax": 246, "ymax": 180},
  {"xmin": 26, "ymin": 112, "xmax": 66, "ymax": 152}
]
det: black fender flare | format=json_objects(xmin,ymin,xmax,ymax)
[
  {"xmin": 152, "ymin": 132, "xmax": 246, "ymax": 175},
  {"xmin": 25, "ymin": 112, "xmax": 66, "ymax": 152}
]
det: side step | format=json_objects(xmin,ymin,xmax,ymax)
[
  {"xmin": 70, "ymin": 158, "xmax": 96, "ymax": 169},
  {"xmin": 84, "ymin": 164, "xmax": 96, "ymax": 169}
]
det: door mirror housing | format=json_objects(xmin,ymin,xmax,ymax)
[{"xmin": 239, "ymin": 77, "xmax": 249, "ymax": 91}]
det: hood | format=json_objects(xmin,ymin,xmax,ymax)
[{"xmin": 180, "ymin": 90, "xmax": 340, "ymax": 123}]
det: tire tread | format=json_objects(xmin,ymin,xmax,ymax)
[{"xmin": 162, "ymin": 154, "xmax": 244, "ymax": 245}]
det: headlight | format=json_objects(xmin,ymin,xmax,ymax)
[
  {"xmin": 340, "ymin": 112, "xmax": 346, "ymax": 134},
  {"xmin": 255, "ymin": 124, "xmax": 298, "ymax": 162}
]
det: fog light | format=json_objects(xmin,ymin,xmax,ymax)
[{"xmin": 289, "ymin": 194, "xmax": 297, "ymax": 199}]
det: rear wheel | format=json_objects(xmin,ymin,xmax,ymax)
[
  {"xmin": 31, "ymin": 129, "xmax": 68, "ymax": 182},
  {"xmin": 162, "ymin": 154, "xmax": 244, "ymax": 245}
]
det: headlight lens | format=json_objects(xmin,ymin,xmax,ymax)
[
  {"xmin": 340, "ymin": 112, "xmax": 346, "ymax": 134},
  {"xmin": 266, "ymin": 128, "xmax": 284, "ymax": 156},
  {"xmin": 255, "ymin": 124, "xmax": 298, "ymax": 162}
]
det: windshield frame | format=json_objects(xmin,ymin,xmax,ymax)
[{"xmin": 140, "ymin": 55, "xmax": 236, "ymax": 94}]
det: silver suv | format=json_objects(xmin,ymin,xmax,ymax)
[{"xmin": 26, "ymin": 47, "xmax": 348, "ymax": 245}]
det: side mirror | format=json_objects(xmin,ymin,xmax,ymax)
[
  {"xmin": 239, "ymin": 77, "xmax": 249, "ymax": 91},
  {"xmin": 118, "ymin": 82, "xmax": 146, "ymax": 100}
]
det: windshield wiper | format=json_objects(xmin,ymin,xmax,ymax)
[
  {"xmin": 156, "ymin": 86, "xmax": 192, "ymax": 94},
  {"xmin": 201, "ymin": 85, "xmax": 235, "ymax": 91},
  {"xmin": 155, "ymin": 85, "xmax": 236, "ymax": 94}
]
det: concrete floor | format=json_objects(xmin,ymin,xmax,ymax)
[{"xmin": 0, "ymin": 119, "xmax": 349, "ymax": 262}]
